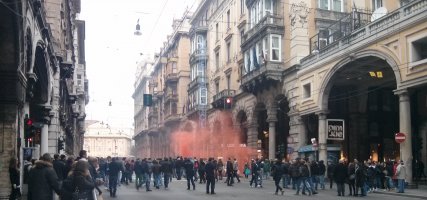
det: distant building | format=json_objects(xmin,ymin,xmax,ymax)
[{"xmin": 84, "ymin": 120, "xmax": 132, "ymax": 158}]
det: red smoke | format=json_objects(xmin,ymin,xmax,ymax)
[{"xmin": 170, "ymin": 111, "xmax": 256, "ymax": 171}]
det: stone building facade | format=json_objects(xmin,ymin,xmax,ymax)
[
  {"xmin": 84, "ymin": 120, "xmax": 132, "ymax": 158},
  {"xmin": 0, "ymin": 0, "xmax": 88, "ymax": 194},
  {"xmin": 133, "ymin": 0, "xmax": 427, "ymax": 183},
  {"xmin": 133, "ymin": 12, "xmax": 192, "ymax": 159}
]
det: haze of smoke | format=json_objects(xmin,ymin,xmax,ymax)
[{"xmin": 170, "ymin": 111, "xmax": 256, "ymax": 170}]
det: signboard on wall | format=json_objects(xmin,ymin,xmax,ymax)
[{"xmin": 327, "ymin": 119, "xmax": 345, "ymax": 140}]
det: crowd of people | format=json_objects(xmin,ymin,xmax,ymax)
[{"xmin": 9, "ymin": 150, "xmax": 422, "ymax": 200}]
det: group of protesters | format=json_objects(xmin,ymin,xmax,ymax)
[{"xmin": 9, "ymin": 150, "xmax": 413, "ymax": 200}]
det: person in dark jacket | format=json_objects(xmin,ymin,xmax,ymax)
[
  {"xmin": 9, "ymin": 157, "xmax": 21, "ymax": 200},
  {"xmin": 334, "ymin": 159, "xmax": 348, "ymax": 196},
  {"xmin": 141, "ymin": 158, "xmax": 152, "ymax": 192},
  {"xmin": 152, "ymin": 160, "xmax": 162, "ymax": 189},
  {"xmin": 88, "ymin": 157, "xmax": 102, "ymax": 196},
  {"xmin": 184, "ymin": 157, "xmax": 196, "ymax": 190},
  {"xmin": 318, "ymin": 160, "xmax": 326, "ymax": 190},
  {"xmin": 225, "ymin": 158, "xmax": 234, "ymax": 186},
  {"xmin": 348, "ymin": 161, "xmax": 356, "ymax": 196},
  {"xmin": 61, "ymin": 160, "xmax": 96, "ymax": 200},
  {"xmin": 108, "ymin": 157, "xmax": 124, "ymax": 197},
  {"xmin": 327, "ymin": 161, "xmax": 336, "ymax": 189},
  {"xmin": 134, "ymin": 159, "xmax": 144, "ymax": 190},
  {"xmin": 27, "ymin": 153, "xmax": 61, "ymax": 200},
  {"xmin": 355, "ymin": 160, "xmax": 367, "ymax": 196},
  {"xmin": 205, "ymin": 158, "xmax": 216, "ymax": 194},
  {"xmin": 272, "ymin": 159, "xmax": 284, "ymax": 195},
  {"xmin": 249, "ymin": 159, "xmax": 259, "ymax": 187},
  {"xmin": 52, "ymin": 154, "xmax": 66, "ymax": 181},
  {"xmin": 161, "ymin": 157, "xmax": 173, "ymax": 189}
]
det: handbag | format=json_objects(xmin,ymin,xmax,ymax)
[{"xmin": 72, "ymin": 187, "xmax": 91, "ymax": 200}]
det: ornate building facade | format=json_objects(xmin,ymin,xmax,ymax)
[
  {"xmin": 0, "ymin": 0, "xmax": 88, "ymax": 194},
  {"xmin": 134, "ymin": 0, "xmax": 427, "ymax": 184}
]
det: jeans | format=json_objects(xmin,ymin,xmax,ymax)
[
  {"xmin": 397, "ymin": 179, "xmax": 405, "ymax": 193},
  {"xmin": 385, "ymin": 176, "xmax": 394, "ymax": 189},
  {"xmin": 153, "ymin": 173, "xmax": 161, "ymax": 188},
  {"xmin": 187, "ymin": 174, "xmax": 195, "ymax": 190},
  {"xmin": 249, "ymin": 173, "xmax": 258, "ymax": 187},
  {"xmin": 143, "ymin": 173, "xmax": 151, "ymax": 190},
  {"xmin": 206, "ymin": 177, "xmax": 215, "ymax": 193},
  {"xmin": 164, "ymin": 173, "xmax": 170, "ymax": 188},
  {"xmin": 318, "ymin": 175, "xmax": 325, "ymax": 189},
  {"xmin": 135, "ymin": 173, "xmax": 143, "ymax": 189},
  {"xmin": 337, "ymin": 182, "xmax": 345, "ymax": 196},
  {"xmin": 109, "ymin": 176, "xmax": 118, "ymax": 195},
  {"xmin": 296, "ymin": 177, "xmax": 312, "ymax": 195},
  {"xmin": 282, "ymin": 174, "xmax": 290, "ymax": 188}
]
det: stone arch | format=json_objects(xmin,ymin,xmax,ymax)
[
  {"xmin": 32, "ymin": 45, "xmax": 49, "ymax": 104},
  {"xmin": 319, "ymin": 49, "xmax": 402, "ymax": 111}
]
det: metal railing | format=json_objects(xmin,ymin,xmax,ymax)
[
  {"xmin": 309, "ymin": 9, "xmax": 372, "ymax": 54},
  {"xmin": 243, "ymin": 13, "xmax": 283, "ymax": 44},
  {"xmin": 213, "ymin": 89, "xmax": 236, "ymax": 102}
]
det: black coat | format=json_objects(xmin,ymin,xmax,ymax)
[
  {"xmin": 61, "ymin": 172, "xmax": 96, "ymax": 200},
  {"xmin": 28, "ymin": 160, "xmax": 61, "ymax": 200},
  {"xmin": 53, "ymin": 159, "xmax": 66, "ymax": 180},
  {"xmin": 205, "ymin": 161, "xmax": 216, "ymax": 179},
  {"xmin": 184, "ymin": 160, "xmax": 195, "ymax": 176},
  {"xmin": 334, "ymin": 163, "xmax": 348, "ymax": 184},
  {"xmin": 272, "ymin": 163, "xmax": 284, "ymax": 180}
]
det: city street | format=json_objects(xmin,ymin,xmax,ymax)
[{"xmin": 101, "ymin": 178, "xmax": 425, "ymax": 200}]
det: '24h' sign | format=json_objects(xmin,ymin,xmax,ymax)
[{"xmin": 327, "ymin": 119, "xmax": 345, "ymax": 140}]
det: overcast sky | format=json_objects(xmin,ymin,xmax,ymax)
[{"xmin": 80, "ymin": 0, "xmax": 197, "ymax": 131}]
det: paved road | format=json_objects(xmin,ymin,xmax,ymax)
[{"xmin": 101, "ymin": 178, "xmax": 421, "ymax": 200}]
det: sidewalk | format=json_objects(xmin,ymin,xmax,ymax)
[{"xmin": 375, "ymin": 184, "xmax": 427, "ymax": 199}]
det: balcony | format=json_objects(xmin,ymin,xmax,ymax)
[
  {"xmin": 188, "ymin": 76, "xmax": 207, "ymax": 91},
  {"xmin": 165, "ymin": 73, "xmax": 178, "ymax": 83},
  {"xmin": 148, "ymin": 107, "xmax": 158, "ymax": 119},
  {"xmin": 301, "ymin": 0, "xmax": 427, "ymax": 66},
  {"xmin": 149, "ymin": 79, "xmax": 158, "ymax": 87},
  {"xmin": 186, "ymin": 104, "xmax": 209, "ymax": 116},
  {"xmin": 241, "ymin": 13, "xmax": 284, "ymax": 47},
  {"xmin": 164, "ymin": 113, "xmax": 181, "ymax": 125},
  {"xmin": 212, "ymin": 89, "xmax": 235, "ymax": 109},
  {"xmin": 164, "ymin": 92, "xmax": 178, "ymax": 103},
  {"xmin": 240, "ymin": 61, "xmax": 284, "ymax": 94},
  {"xmin": 190, "ymin": 22, "xmax": 208, "ymax": 35},
  {"xmin": 190, "ymin": 48, "xmax": 208, "ymax": 65}
]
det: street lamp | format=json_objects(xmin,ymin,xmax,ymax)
[
  {"xmin": 311, "ymin": 138, "xmax": 318, "ymax": 161},
  {"xmin": 134, "ymin": 19, "xmax": 142, "ymax": 36}
]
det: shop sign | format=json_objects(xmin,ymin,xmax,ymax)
[{"xmin": 327, "ymin": 119, "xmax": 345, "ymax": 140}]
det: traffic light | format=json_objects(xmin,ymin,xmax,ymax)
[
  {"xmin": 224, "ymin": 97, "xmax": 233, "ymax": 109},
  {"xmin": 58, "ymin": 138, "xmax": 65, "ymax": 152},
  {"xmin": 24, "ymin": 115, "xmax": 34, "ymax": 140},
  {"xmin": 143, "ymin": 94, "xmax": 153, "ymax": 106}
]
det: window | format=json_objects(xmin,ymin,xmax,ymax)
[
  {"xmin": 372, "ymin": 0, "xmax": 382, "ymax": 10},
  {"xmin": 200, "ymin": 88, "xmax": 207, "ymax": 105},
  {"xmin": 244, "ymin": 51, "xmax": 250, "ymax": 74},
  {"xmin": 215, "ymin": 51, "xmax": 220, "ymax": 70},
  {"xmin": 215, "ymin": 82, "xmax": 219, "ymax": 95},
  {"xmin": 303, "ymin": 83, "xmax": 311, "ymax": 99},
  {"xmin": 319, "ymin": 0, "xmax": 343, "ymax": 12},
  {"xmin": 227, "ymin": 42, "xmax": 231, "ymax": 63},
  {"xmin": 240, "ymin": 30, "xmax": 245, "ymax": 44},
  {"xmin": 411, "ymin": 37, "xmax": 427, "ymax": 62},
  {"xmin": 197, "ymin": 62, "xmax": 205, "ymax": 77},
  {"xmin": 197, "ymin": 35, "xmax": 205, "ymax": 53},
  {"xmin": 227, "ymin": 10, "xmax": 231, "ymax": 29},
  {"xmin": 172, "ymin": 62, "xmax": 177, "ymax": 73},
  {"xmin": 216, "ymin": 23, "xmax": 219, "ymax": 41},
  {"xmin": 241, "ymin": 0, "xmax": 245, "ymax": 15},
  {"xmin": 270, "ymin": 35, "xmax": 281, "ymax": 61},
  {"xmin": 226, "ymin": 75, "xmax": 231, "ymax": 90}
]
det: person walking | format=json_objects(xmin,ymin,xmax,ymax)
[
  {"xmin": 27, "ymin": 153, "xmax": 61, "ymax": 200},
  {"xmin": 205, "ymin": 158, "xmax": 216, "ymax": 194},
  {"xmin": 249, "ymin": 159, "xmax": 259, "ymax": 188},
  {"xmin": 152, "ymin": 160, "xmax": 162, "ymax": 189},
  {"xmin": 396, "ymin": 160, "xmax": 407, "ymax": 193},
  {"xmin": 318, "ymin": 160, "xmax": 326, "ymax": 190},
  {"xmin": 60, "ymin": 160, "xmax": 95, "ymax": 200},
  {"xmin": 355, "ymin": 160, "xmax": 367, "ymax": 196},
  {"xmin": 134, "ymin": 159, "xmax": 144, "ymax": 190},
  {"xmin": 233, "ymin": 158, "xmax": 241, "ymax": 183},
  {"xmin": 348, "ymin": 161, "xmax": 356, "ymax": 196},
  {"xmin": 334, "ymin": 159, "xmax": 348, "ymax": 196},
  {"xmin": 217, "ymin": 159, "xmax": 224, "ymax": 181},
  {"xmin": 108, "ymin": 157, "xmax": 124, "ymax": 197},
  {"xmin": 327, "ymin": 161, "xmax": 336, "ymax": 189},
  {"xmin": 52, "ymin": 154, "xmax": 66, "ymax": 181},
  {"xmin": 141, "ymin": 158, "xmax": 152, "ymax": 192},
  {"xmin": 225, "ymin": 158, "xmax": 234, "ymax": 186},
  {"xmin": 184, "ymin": 157, "xmax": 196, "ymax": 190},
  {"xmin": 272, "ymin": 159, "xmax": 284, "ymax": 195},
  {"xmin": 9, "ymin": 157, "xmax": 21, "ymax": 200}
]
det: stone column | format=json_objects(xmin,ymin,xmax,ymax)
[
  {"xmin": 395, "ymin": 89, "xmax": 413, "ymax": 184},
  {"xmin": 41, "ymin": 105, "xmax": 52, "ymax": 155},
  {"xmin": 317, "ymin": 111, "xmax": 329, "ymax": 163},
  {"xmin": 267, "ymin": 109, "xmax": 278, "ymax": 160},
  {"xmin": 247, "ymin": 121, "xmax": 258, "ymax": 158},
  {"xmin": 296, "ymin": 115, "xmax": 307, "ymax": 149}
]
